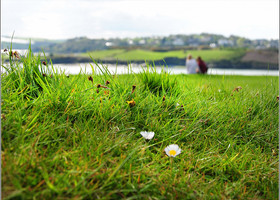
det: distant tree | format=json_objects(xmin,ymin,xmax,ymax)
[{"xmin": 237, "ymin": 38, "xmax": 246, "ymax": 47}]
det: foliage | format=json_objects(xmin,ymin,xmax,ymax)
[
  {"xmin": 139, "ymin": 62, "xmax": 177, "ymax": 95},
  {"xmin": 1, "ymin": 44, "xmax": 56, "ymax": 98}
]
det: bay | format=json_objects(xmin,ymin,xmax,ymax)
[{"xmin": 53, "ymin": 63, "xmax": 279, "ymax": 76}]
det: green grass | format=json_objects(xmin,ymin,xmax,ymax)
[
  {"xmin": 1, "ymin": 47, "xmax": 278, "ymax": 199},
  {"xmin": 83, "ymin": 49, "xmax": 126, "ymax": 60},
  {"xmin": 185, "ymin": 49, "xmax": 245, "ymax": 61},
  {"xmin": 83, "ymin": 49, "xmax": 245, "ymax": 62}
]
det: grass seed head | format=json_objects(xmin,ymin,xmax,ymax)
[
  {"xmin": 88, "ymin": 76, "xmax": 93, "ymax": 83},
  {"xmin": 1, "ymin": 114, "xmax": 6, "ymax": 120},
  {"xmin": 127, "ymin": 99, "xmax": 136, "ymax": 107},
  {"xmin": 13, "ymin": 51, "xmax": 20, "ymax": 59},
  {"xmin": 233, "ymin": 86, "xmax": 242, "ymax": 92},
  {"xmin": 132, "ymin": 85, "xmax": 136, "ymax": 93}
]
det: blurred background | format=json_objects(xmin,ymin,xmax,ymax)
[{"xmin": 1, "ymin": 0, "xmax": 279, "ymax": 75}]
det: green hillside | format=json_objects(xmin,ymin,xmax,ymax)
[{"xmin": 83, "ymin": 49, "xmax": 246, "ymax": 62}]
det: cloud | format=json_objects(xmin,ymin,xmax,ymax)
[{"xmin": 1, "ymin": 0, "xmax": 279, "ymax": 39}]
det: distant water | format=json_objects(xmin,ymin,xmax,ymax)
[
  {"xmin": 1, "ymin": 63, "xmax": 278, "ymax": 76},
  {"xmin": 52, "ymin": 63, "xmax": 279, "ymax": 76}
]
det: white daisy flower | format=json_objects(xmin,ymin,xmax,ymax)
[
  {"xmin": 140, "ymin": 131, "xmax": 155, "ymax": 140},
  {"xmin": 164, "ymin": 144, "xmax": 182, "ymax": 157}
]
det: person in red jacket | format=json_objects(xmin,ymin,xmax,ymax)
[{"xmin": 196, "ymin": 56, "xmax": 208, "ymax": 74}]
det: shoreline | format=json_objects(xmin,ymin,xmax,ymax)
[
  {"xmin": 41, "ymin": 57, "xmax": 280, "ymax": 70},
  {"xmin": 4, "ymin": 58, "xmax": 277, "ymax": 70},
  {"xmin": 48, "ymin": 63, "xmax": 279, "ymax": 76}
]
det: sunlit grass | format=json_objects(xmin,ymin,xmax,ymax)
[
  {"xmin": 82, "ymin": 49, "xmax": 245, "ymax": 62},
  {"xmin": 186, "ymin": 49, "xmax": 245, "ymax": 61},
  {"xmin": 82, "ymin": 49, "xmax": 126, "ymax": 60},
  {"xmin": 1, "ymin": 46, "xmax": 278, "ymax": 199}
]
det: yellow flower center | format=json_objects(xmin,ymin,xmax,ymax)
[{"xmin": 169, "ymin": 150, "xmax": 176, "ymax": 156}]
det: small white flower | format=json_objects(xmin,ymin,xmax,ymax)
[
  {"xmin": 140, "ymin": 131, "xmax": 155, "ymax": 140},
  {"xmin": 164, "ymin": 144, "xmax": 181, "ymax": 157},
  {"xmin": 175, "ymin": 103, "xmax": 180, "ymax": 107},
  {"xmin": 218, "ymin": 89, "xmax": 221, "ymax": 92}
]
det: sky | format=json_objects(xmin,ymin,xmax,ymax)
[{"xmin": 1, "ymin": 0, "xmax": 279, "ymax": 40}]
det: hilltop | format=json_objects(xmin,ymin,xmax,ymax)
[
  {"xmin": 1, "ymin": 33, "xmax": 278, "ymax": 69},
  {"xmin": 1, "ymin": 33, "xmax": 278, "ymax": 53}
]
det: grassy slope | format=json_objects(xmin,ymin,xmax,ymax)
[
  {"xmin": 83, "ymin": 49, "xmax": 127, "ymax": 60},
  {"xmin": 84, "ymin": 49, "xmax": 245, "ymax": 62},
  {"xmin": 1, "ymin": 52, "xmax": 279, "ymax": 199}
]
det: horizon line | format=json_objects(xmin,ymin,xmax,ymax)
[{"xmin": 1, "ymin": 33, "xmax": 279, "ymax": 41}]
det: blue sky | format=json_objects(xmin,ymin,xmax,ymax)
[{"xmin": 1, "ymin": 0, "xmax": 279, "ymax": 40}]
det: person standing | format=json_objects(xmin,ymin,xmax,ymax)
[
  {"xmin": 196, "ymin": 56, "xmax": 208, "ymax": 74},
  {"xmin": 186, "ymin": 54, "xmax": 199, "ymax": 74}
]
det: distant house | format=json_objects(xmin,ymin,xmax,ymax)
[
  {"xmin": 269, "ymin": 40, "xmax": 279, "ymax": 49},
  {"xmin": 172, "ymin": 38, "xmax": 184, "ymax": 46},
  {"xmin": 209, "ymin": 43, "xmax": 217, "ymax": 48},
  {"xmin": 105, "ymin": 42, "xmax": 113, "ymax": 47},
  {"xmin": 139, "ymin": 39, "xmax": 146, "ymax": 45},
  {"xmin": 189, "ymin": 43, "xmax": 199, "ymax": 47},
  {"xmin": 218, "ymin": 39, "xmax": 233, "ymax": 47},
  {"xmin": 201, "ymin": 36, "xmax": 211, "ymax": 43}
]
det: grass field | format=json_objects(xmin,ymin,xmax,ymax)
[
  {"xmin": 83, "ymin": 49, "xmax": 246, "ymax": 62},
  {"xmin": 1, "ymin": 48, "xmax": 279, "ymax": 199}
]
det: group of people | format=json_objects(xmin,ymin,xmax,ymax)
[{"xmin": 186, "ymin": 54, "xmax": 208, "ymax": 74}]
